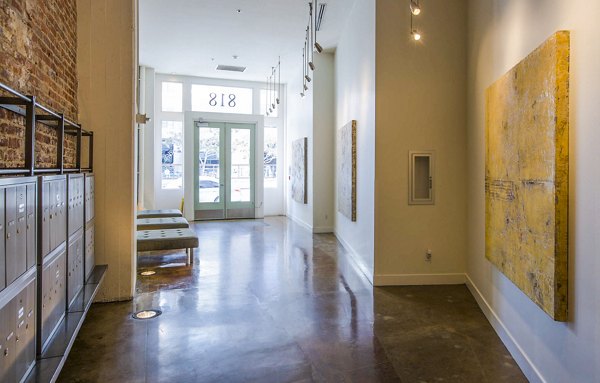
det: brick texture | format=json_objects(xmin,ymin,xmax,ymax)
[{"xmin": 0, "ymin": 0, "xmax": 78, "ymax": 169}]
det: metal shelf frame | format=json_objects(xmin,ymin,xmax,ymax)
[{"xmin": 0, "ymin": 82, "xmax": 94, "ymax": 176}]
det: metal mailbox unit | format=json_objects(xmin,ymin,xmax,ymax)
[
  {"xmin": 84, "ymin": 174, "xmax": 95, "ymax": 280},
  {"xmin": 37, "ymin": 175, "xmax": 68, "ymax": 353},
  {"xmin": 0, "ymin": 177, "xmax": 38, "ymax": 383},
  {"xmin": 67, "ymin": 174, "xmax": 85, "ymax": 307}
]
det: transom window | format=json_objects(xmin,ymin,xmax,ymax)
[
  {"xmin": 191, "ymin": 84, "xmax": 253, "ymax": 114},
  {"xmin": 161, "ymin": 82, "xmax": 183, "ymax": 112}
]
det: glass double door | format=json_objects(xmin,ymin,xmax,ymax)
[{"xmin": 194, "ymin": 121, "xmax": 255, "ymax": 220}]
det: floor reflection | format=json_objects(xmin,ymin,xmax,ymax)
[{"xmin": 59, "ymin": 217, "xmax": 525, "ymax": 382}]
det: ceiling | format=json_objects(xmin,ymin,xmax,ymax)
[{"xmin": 139, "ymin": 0, "xmax": 356, "ymax": 83}]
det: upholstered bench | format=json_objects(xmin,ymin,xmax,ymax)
[
  {"xmin": 137, "ymin": 209, "xmax": 183, "ymax": 219},
  {"xmin": 137, "ymin": 228, "xmax": 199, "ymax": 265},
  {"xmin": 137, "ymin": 217, "xmax": 190, "ymax": 230}
]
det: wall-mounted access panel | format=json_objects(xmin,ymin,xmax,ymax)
[
  {"xmin": 39, "ymin": 249, "xmax": 66, "ymax": 352},
  {"xmin": 409, "ymin": 151, "xmax": 435, "ymax": 205},
  {"xmin": 0, "ymin": 268, "xmax": 36, "ymax": 383},
  {"xmin": 67, "ymin": 174, "xmax": 85, "ymax": 237},
  {"xmin": 39, "ymin": 175, "xmax": 67, "ymax": 260}
]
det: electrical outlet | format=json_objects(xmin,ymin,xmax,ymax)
[{"xmin": 425, "ymin": 249, "xmax": 432, "ymax": 262}]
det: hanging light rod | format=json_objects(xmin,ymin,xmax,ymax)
[
  {"xmin": 308, "ymin": 3, "xmax": 315, "ymax": 71},
  {"xmin": 314, "ymin": 0, "xmax": 324, "ymax": 52},
  {"xmin": 264, "ymin": 57, "xmax": 282, "ymax": 114},
  {"xmin": 276, "ymin": 57, "xmax": 281, "ymax": 105}
]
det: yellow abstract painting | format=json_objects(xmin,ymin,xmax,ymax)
[{"xmin": 485, "ymin": 31, "xmax": 569, "ymax": 321}]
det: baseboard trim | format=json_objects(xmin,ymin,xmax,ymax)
[
  {"xmin": 286, "ymin": 214, "xmax": 313, "ymax": 232},
  {"xmin": 465, "ymin": 274, "xmax": 545, "ymax": 383},
  {"xmin": 374, "ymin": 273, "xmax": 466, "ymax": 286},
  {"xmin": 313, "ymin": 226, "xmax": 334, "ymax": 234},
  {"xmin": 333, "ymin": 232, "xmax": 374, "ymax": 285}
]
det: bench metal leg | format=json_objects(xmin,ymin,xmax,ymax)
[{"xmin": 187, "ymin": 248, "xmax": 194, "ymax": 265}]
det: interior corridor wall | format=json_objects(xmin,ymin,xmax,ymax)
[
  {"xmin": 285, "ymin": 53, "xmax": 336, "ymax": 232},
  {"xmin": 286, "ymin": 66, "xmax": 314, "ymax": 230},
  {"xmin": 374, "ymin": 0, "xmax": 468, "ymax": 285},
  {"xmin": 142, "ymin": 66, "xmax": 156, "ymax": 210},
  {"xmin": 334, "ymin": 0, "xmax": 376, "ymax": 281},
  {"xmin": 77, "ymin": 0, "xmax": 136, "ymax": 301},
  {"xmin": 466, "ymin": 1, "xmax": 600, "ymax": 381},
  {"xmin": 313, "ymin": 53, "xmax": 335, "ymax": 233}
]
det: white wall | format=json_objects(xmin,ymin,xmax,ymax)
[
  {"xmin": 77, "ymin": 0, "xmax": 136, "ymax": 301},
  {"xmin": 142, "ymin": 66, "xmax": 156, "ymax": 210},
  {"xmin": 374, "ymin": 0, "xmax": 468, "ymax": 285},
  {"xmin": 146, "ymin": 73, "xmax": 285, "ymax": 216},
  {"xmin": 286, "ymin": 69, "xmax": 314, "ymax": 230},
  {"xmin": 333, "ymin": 0, "xmax": 376, "ymax": 281},
  {"xmin": 466, "ymin": 1, "xmax": 600, "ymax": 382},
  {"xmin": 313, "ymin": 53, "xmax": 336, "ymax": 233},
  {"xmin": 285, "ymin": 52, "xmax": 336, "ymax": 232}
]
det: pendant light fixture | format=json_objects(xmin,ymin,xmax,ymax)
[
  {"xmin": 301, "ymin": 46, "xmax": 306, "ymax": 97},
  {"xmin": 308, "ymin": 3, "xmax": 315, "ymax": 71},
  {"xmin": 410, "ymin": 0, "xmax": 421, "ymax": 15},
  {"xmin": 264, "ymin": 57, "xmax": 282, "ymax": 113},
  {"xmin": 271, "ymin": 66, "xmax": 276, "ymax": 110},
  {"xmin": 410, "ymin": 0, "xmax": 422, "ymax": 41},
  {"xmin": 304, "ymin": 28, "xmax": 312, "ymax": 83},
  {"xmin": 314, "ymin": 0, "xmax": 323, "ymax": 53},
  {"xmin": 276, "ymin": 57, "xmax": 281, "ymax": 105},
  {"xmin": 266, "ymin": 75, "xmax": 270, "ymax": 116}
]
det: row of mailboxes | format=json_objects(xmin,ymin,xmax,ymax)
[
  {"xmin": 39, "ymin": 173, "xmax": 94, "ymax": 349},
  {"xmin": 0, "ymin": 173, "xmax": 95, "ymax": 382},
  {"xmin": 0, "ymin": 271, "xmax": 36, "ymax": 383}
]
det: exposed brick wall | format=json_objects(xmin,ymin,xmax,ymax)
[{"xmin": 0, "ymin": 0, "xmax": 78, "ymax": 169}]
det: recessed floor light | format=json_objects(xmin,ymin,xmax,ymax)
[
  {"xmin": 132, "ymin": 309, "xmax": 162, "ymax": 320},
  {"xmin": 140, "ymin": 270, "xmax": 156, "ymax": 276}
]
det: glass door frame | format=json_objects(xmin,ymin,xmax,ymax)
[{"xmin": 193, "ymin": 120, "xmax": 256, "ymax": 220}]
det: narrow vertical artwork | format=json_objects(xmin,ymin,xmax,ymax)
[
  {"xmin": 338, "ymin": 120, "xmax": 356, "ymax": 221},
  {"xmin": 291, "ymin": 137, "xmax": 307, "ymax": 204},
  {"xmin": 485, "ymin": 31, "xmax": 569, "ymax": 321}
]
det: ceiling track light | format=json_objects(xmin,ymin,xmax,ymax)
[
  {"xmin": 266, "ymin": 75, "xmax": 270, "ymax": 116},
  {"xmin": 314, "ymin": 0, "xmax": 323, "ymax": 53},
  {"xmin": 276, "ymin": 57, "xmax": 281, "ymax": 105},
  {"xmin": 410, "ymin": 0, "xmax": 421, "ymax": 16},
  {"xmin": 271, "ymin": 67, "xmax": 276, "ymax": 109},
  {"xmin": 304, "ymin": 22, "xmax": 311, "ymax": 83},
  {"xmin": 265, "ymin": 57, "xmax": 281, "ymax": 114},
  {"xmin": 302, "ymin": 44, "xmax": 307, "ymax": 96},
  {"xmin": 308, "ymin": 4, "xmax": 315, "ymax": 71},
  {"xmin": 410, "ymin": 0, "xmax": 423, "ymax": 42}
]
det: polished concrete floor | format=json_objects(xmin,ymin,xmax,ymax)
[{"xmin": 59, "ymin": 217, "xmax": 526, "ymax": 382}]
